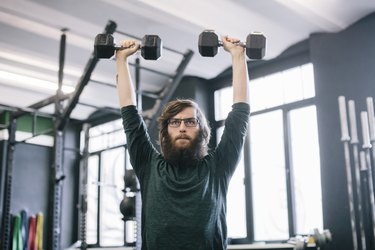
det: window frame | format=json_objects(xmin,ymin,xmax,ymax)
[
  {"xmin": 209, "ymin": 47, "xmax": 319, "ymax": 244},
  {"xmin": 82, "ymin": 131, "xmax": 129, "ymax": 247}
]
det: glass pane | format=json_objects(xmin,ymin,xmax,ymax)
[
  {"xmin": 250, "ymin": 77, "xmax": 268, "ymax": 112},
  {"xmin": 250, "ymin": 110, "xmax": 289, "ymax": 241},
  {"xmin": 100, "ymin": 147, "xmax": 125, "ymax": 246},
  {"xmin": 262, "ymin": 73, "xmax": 284, "ymax": 108},
  {"xmin": 289, "ymin": 106, "xmax": 323, "ymax": 234},
  {"xmin": 87, "ymin": 155, "xmax": 99, "ymax": 244},
  {"xmin": 217, "ymin": 126, "xmax": 247, "ymax": 238},
  {"xmin": 89, "ymin": 119, "xmax": 125, "ymax": 152},
  {"xmin": 250, "ymin": 63, "xmax": 315, "ymax": 112},
  {"xmin": 282, "ymin": 67, "xmax": 304, "ymax": 103},
  {"xmin": 301, "ymin": 64, "xmax": 315, "ymax": 99},
  {"xmin": 214, "ymin": 86, "xmax": 232, "ymax": 121}
]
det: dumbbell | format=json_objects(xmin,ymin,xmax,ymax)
[
  {"xmin": 124, "ymin": 169, "xmax": 138, "ymax": 192},
  {"xmin": 119, "ymin": 196, "xmax": 135, "ymax": 220},
  {"xmin": 198, "ymin": 30, "xmax": 266, "ymax": 59},
  {"xmin": 94, "ymin": 33, "xmax": 162, "ymax": 60}
]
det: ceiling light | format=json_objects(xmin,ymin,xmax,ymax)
[{"xmin": 0, "ymin": 70, "xmax": 74, "ymax": 94}]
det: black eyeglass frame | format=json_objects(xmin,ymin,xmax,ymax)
[{"xmin": 167, "ymin": 118, "xmax": 200, "ymax": 128}]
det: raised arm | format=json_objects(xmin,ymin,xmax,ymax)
[
  {"xmin": 222, "ymin": 36, "xmax": 250, "ymax": 104},
  {"xmin": 115, "ymin": 40, "xmax": 140, "ymax": 108}
]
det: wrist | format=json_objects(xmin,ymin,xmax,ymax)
[
  {"xmin": 116, "ymin": 56, "xmax": 129, "ymax": 66},
  {"xmin": 231, "ymin": 52, "xmax": 246, "ymax": 62}
]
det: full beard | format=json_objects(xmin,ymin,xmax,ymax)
[{"xmin": 162, "ymin": 134, "xmax": 202, "ymax": 167}]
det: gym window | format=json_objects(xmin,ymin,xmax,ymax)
[
  {"xmin": 214, "ymin": 63, "xmax": 323, "ymax": 242},
  {"xmin": 82, "ymin": 119, "xmax": 128, "ymax": 247}
]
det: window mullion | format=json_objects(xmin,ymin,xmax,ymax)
[
  {"xmin": 244, "ymin": 132, "xmax": 254, "ymax": 242},
  {"xmin": 283, "ymin": 108, "xmax": 296, "ymax": 238},
  {"xmin": 97, "ymin": 153, "xmax": 102, "ymax": 246}
]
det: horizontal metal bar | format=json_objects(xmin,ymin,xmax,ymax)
[
  {"xmin": 89, "ymin": 80, "xmax": 161, "ymax": 99},
  {"xmin": 90, "ymin": 79, "xmax": 115, "ymax": 88},
  {"xmin": 141, "ymin": 91, "xmax": 160, "ymax": 99},
  {"xmin": 115, "ymin": 30, "xmax": 185, "ymax": 55},
  {"xmin": 19, "ymin": 128, "xmax": 54, "ymax": 143},
  {"xmin": 0, "ymin": 104, "xmax": 55, "ymax": 119},
  {"xmin": 128, "ymin": 62, "xmax": 173, "ymax": 77},
  {"xmin": 27, "ymin": 93, "xmax": 71, "ymax": 110},
  {"xmin": 78, "ymin": 102, "xmax": 120, "ymax": 115}
]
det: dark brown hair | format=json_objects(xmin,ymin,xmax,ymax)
[{"xmin": 158, "ymin": 99, "xmax": 211, "ymax": 157}]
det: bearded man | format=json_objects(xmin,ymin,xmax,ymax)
[{"xmin": 116, "ymin": 36, "xmax": 250, "ymax": 250}]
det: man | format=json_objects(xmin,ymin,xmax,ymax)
[{"xmin": 116, "ymin": 36, "xmax": 250, "ymax": 250}]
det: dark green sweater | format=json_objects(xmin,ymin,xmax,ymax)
[{"xmin": 121, "ymin": 102, "xmax": 250, "ymax": 250}]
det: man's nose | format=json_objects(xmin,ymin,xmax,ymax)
[{"xmin": 178, "ymin": 121, "xmax": 187, "ymax": 130}]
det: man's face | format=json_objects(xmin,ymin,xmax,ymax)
[{"xmin": 167, "ymin": 107, "xmax": 200, "ymax": 150}]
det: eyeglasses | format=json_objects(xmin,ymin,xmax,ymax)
[{"xmin": 168, "ymin": 118, "xmax": 199, "ymax": 128}]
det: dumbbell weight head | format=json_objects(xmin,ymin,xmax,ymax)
[
  {"xmin": 141, "ymin": 35, "xmax": 162, "ymax": 60},
  {"xmin": 95, "ymin": 33, "xmax": 116, "ymax": 58},
  {"xmin": 119, "ymin": 196, "xmax": 136, "ymax": 220},
  {"xmin": 198, "ymin": 30, "xmax": 220, "ymax": 57},
  {"xmin": 124, "ymin": 169, "xmax": 138, "ymax": 192},
  {"xmin": 246, "ymin": 32, "xmax": 266, "ymax": 59}
]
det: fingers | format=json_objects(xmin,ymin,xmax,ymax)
[
  {"xmin": 222, "ymin": 36, "xmax": 240, "ymax": 44},
  {"xmin": 221, "ymin": 35, "xmax": 245, "ymax": 56},
  {"xmin": 115, "ymin": 40, "xmax": 140, "ymax": 60},
  {"xmin": 119, "ymin": 40, "xmax": 140, "ymax": 50}
]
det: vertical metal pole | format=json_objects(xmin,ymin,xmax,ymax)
[
  {"xmin": 49, "ymin": 29, "xmax": 67, "ymax": 250},
  {"xmin": 366, "ymin": 97, "xmax": 375, "ymax": 249},
  {"xmin": 79, "ymin": 123, "xmax": 90, "ymax": 250},
  {"xmin": 360, "ymin": 111, "xmax": 375, "ymax": 245},
  {"xmin": 0, "ymin": 118, "xmax": 16, "ymax": 250},
  {"xmin": 135, "ymin": 57, "xmax": 142, "ymax": 112},
  {"xmin": 51, "ymin": 131, "xmax": 65, "ymax": 250},
  {"xmin": 135, "ymin": 191, "xmax": 142, "ymax": 250},
  {"xmin": 134, "ymin": 56, "xmax": 142, "ymax": 249},
  {"xmin": 32, "ymin": 113, "xmax": 37, "ymax": 136},
  {"xmin": 366, "ymin": 97, "xmax": 375, "ymax": 199},
  {"xmin": 338, "ymin": 96, "xmax": 358, "ymax": 250},
  {"xmin": 360, "ymin": 150, "xmax": 374, "ymax": 250},
  {"xmin": 283, "ymin": 110, "xmax": 296, "ymax": 237},
  {"xmin": 348, "ymin": 100, "xmax": 367, "ymax": 250},
  {"xmin": 134, "ymin": 56, "xmax": 142, "ymax": 250}
]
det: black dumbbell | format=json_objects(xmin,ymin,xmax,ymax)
[
  {"xmin": 124, "ymin": 169, "xmax": 138, "ymax": 192},
  {"xmin": 119, "ymin": 196, "xmax": 135, "ymax": 220},
  {"xmin": 94, "ymin": 33, "xmax": 162, "ymax": 60},
  {"xmin": 198, "ymin": 30, "xmax": 266, "ymax": 59}
]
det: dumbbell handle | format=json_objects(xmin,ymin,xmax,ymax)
[
  {"xmin": 113, "ymin": 44, "xmax": 141, "ymax": 51},
  {"xmin": 218, "ymin": 31, "xmax": 264, "ymax": 48},
  {"xmin": 218, "ymin": 41, "xmax": 246, "ymax": 48}
]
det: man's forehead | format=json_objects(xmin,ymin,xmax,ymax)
[{"xmin": 173, "ymin": 107, "xmax": 197, "ymax": 118}]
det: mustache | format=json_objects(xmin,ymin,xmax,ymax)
[{"xmin": 175, "ymin": 135, "xmax": 191, "ymax": 140}]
